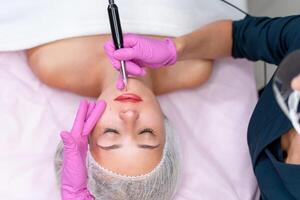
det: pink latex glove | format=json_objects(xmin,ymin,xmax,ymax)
[
  {"xmin": 60, "ymin": 100, "xmax": 106, "ymax": 200},
  {"xmin": 104, "ymin": 33, "xmax": 177, "ymax": 90}
]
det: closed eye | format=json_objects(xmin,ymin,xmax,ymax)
[
  {"xmin": 104, "ymin": 128, "xmax": 119, "ymax": 134},
  {"xmin": 139, "ymin": 128, "xmax": 154, "ymax": 135}
]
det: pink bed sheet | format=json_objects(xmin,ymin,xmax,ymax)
[{"xmin": 0, "ymin": 51, "xmax": 259, "ymax": 199}]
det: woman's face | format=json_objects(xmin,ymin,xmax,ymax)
[{"xmin": 90, "ymin": 79, "xmax": 166, "ymax": 176}]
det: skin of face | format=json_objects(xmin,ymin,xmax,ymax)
[{"xmin": 89, "ymin": 79, "xmax": 166, "ymax": 176}]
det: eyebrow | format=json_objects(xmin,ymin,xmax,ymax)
[
  {"xmin": 98, "ymin": 144, "xmax": 160, "ymax": 150},
  {"xmin": 99, "ymin": 144, "xmax": 121, "ymax": 150}
]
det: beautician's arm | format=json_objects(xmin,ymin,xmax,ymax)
[
  {"xmin": 176, "ymin": 15, "xmax": 300, "ymax": 64},
  {"xmin": 174, "ymin": 20, "xmax": 233, "ymax": 60}
]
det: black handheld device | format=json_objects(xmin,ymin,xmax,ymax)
[{"xmin": 107, "ymin": 0, "xmax": 127, "ymax": 87}]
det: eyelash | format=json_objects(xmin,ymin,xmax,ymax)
[
  {"xmin": 103, "ymin": 128, "xmax": 154, "ymax": 135},
  {"xmin": 104, "ymin": 128, "xmax": 119, "ymax": 134},
  {"xmin": 139, "ymin": 128, "xmax": 154, "ymax": 135}
]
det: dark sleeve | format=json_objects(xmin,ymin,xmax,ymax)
[{"xmin": 232, "ymin": 15, "xmax": 300, "ymax": 65}]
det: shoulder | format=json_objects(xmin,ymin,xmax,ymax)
[{"xmin": 152, "ymin": 59, "xmax": 212, "ymax": 95}]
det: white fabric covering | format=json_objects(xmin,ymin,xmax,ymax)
[
  {"xmin": 0, "ymin": 0, "xmax": 260, "ymax": 199},
  {"xmin": 0, "ymin": 0, "xmax": 246, "ymax": 51}
]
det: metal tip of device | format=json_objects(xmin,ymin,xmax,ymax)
[
  {"xmin": 123, "ymin": 78, "xmax": 128, "ymax": 91},
  {"xmin": 120, "ymin": 60, "xmax": 128, "ymax": 90}
]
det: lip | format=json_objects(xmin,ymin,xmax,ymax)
[{"xmin": 114, "ymin": 93, "xmax": 143, "ymax": 103}]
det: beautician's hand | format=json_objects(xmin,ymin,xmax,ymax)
[
  {"xmin": 281, "ymin": 129, "xmax": 300, "ymax": 164},
  {"xmin": 291, "ymin": 74, "xmax": 300, "ymax": 91},
  {"xmin": 60, "ymin": 100, "xmax": 106, "ymax": 200},
  {"xmin": 104, "ymin": 34, "xmax": 177, "ymax": 88}
]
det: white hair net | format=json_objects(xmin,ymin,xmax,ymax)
[{"xmin": 55, "ymin": 120, "xmax": 181, "ymax": 200}]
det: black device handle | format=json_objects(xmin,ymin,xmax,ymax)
[{"xmin": 108, "ymin": 1, "xmax": 123, "ymax": 49}]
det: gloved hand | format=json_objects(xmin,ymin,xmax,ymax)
[
  {"xmin": 60, "ymin": 100, "xmax": 106, "ymax": 200},
  {"xmin": 104, "ymin": 33, "xmax": 177, "ymax": 89}
]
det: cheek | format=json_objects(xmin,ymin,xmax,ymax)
[
  {"xmin": 144, "ymin": 99, "xmax": 164, "ymax": 121},
  {"xmin": 90, "ymin": 106, "xmax": 117, "ymax": 146},
  {"xmin": 98, "ymin": 103, "xmax": 118, "ymax": 124},
  {"xmin": 140, "ymin": 110, "xmax": 165, "ymax": 140},
  {"xmin": 142, "ymin": 108, "xmax": 164, "ymax": 126}
]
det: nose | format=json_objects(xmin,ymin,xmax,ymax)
[{"xmin": 119, "ymin": 109, "xmax": 139, "ymax": 123}]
